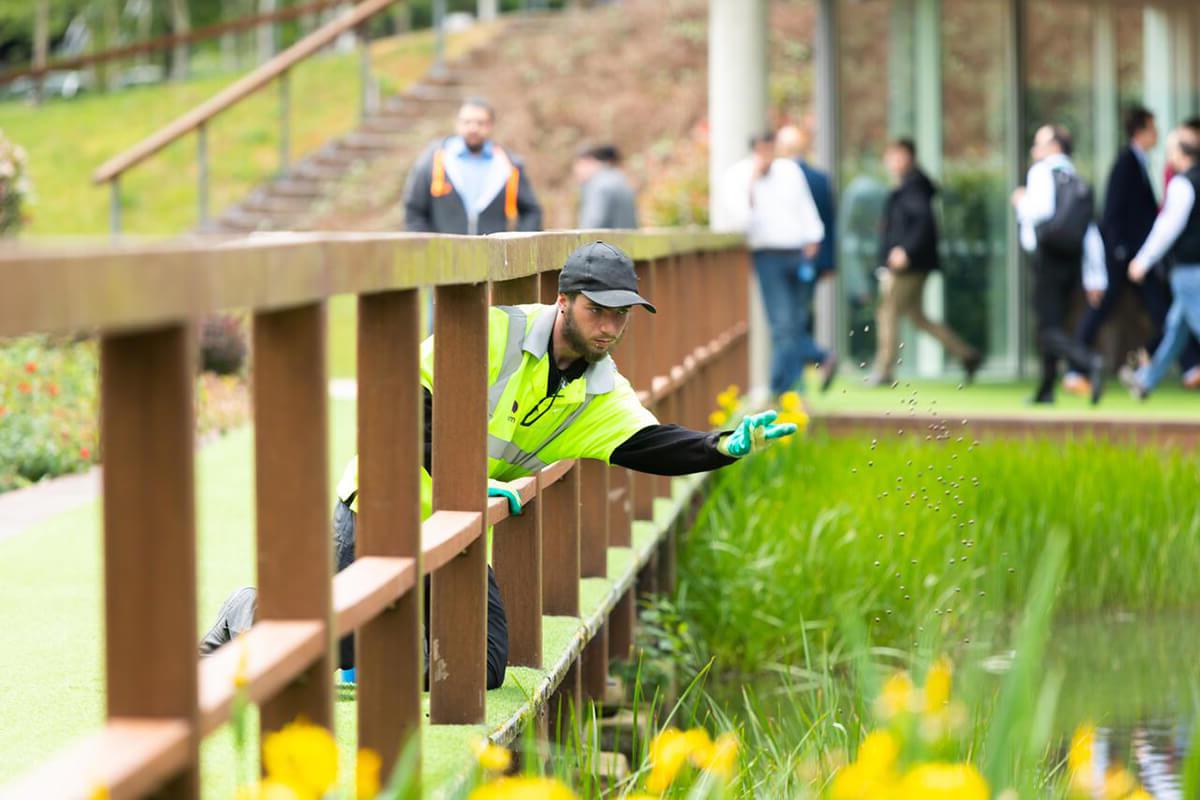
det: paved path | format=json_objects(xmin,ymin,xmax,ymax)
[{"xmin": 0, "ymin": 380, "xmax": 361, "ymax": 543}]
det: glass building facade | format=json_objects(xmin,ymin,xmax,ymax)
[{"xmin": 821, "ymin": 0, "xmax": 1200, "ymax": 377}]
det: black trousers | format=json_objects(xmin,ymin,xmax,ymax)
[
  {"xmin": 1031, "ymin": 253, "xmax": 1101, "ymax": 400},
  {"xmin": 1074, "ymin": 257, "xmax": 1200, "ymax": 372},
  {"xmin": 200, "ymin": 500, "xmax": 510, "ymax": 690}
]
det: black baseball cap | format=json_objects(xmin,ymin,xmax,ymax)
[{"xmin": 558, "ymin": 241, "xmax": 656, "ymax": 313}]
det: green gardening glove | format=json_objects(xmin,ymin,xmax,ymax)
[
  {"xmin": 487, "ymin": 480, "xmax": 523, "ymax": 515},
  {"xmin": 716, "ymin": 410, "xmax": 798, "ymax": 458}
]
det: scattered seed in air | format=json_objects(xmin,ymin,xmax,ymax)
[{"xmin": 864, "ymin": 325, "xmax": 870, "ymax": 332}]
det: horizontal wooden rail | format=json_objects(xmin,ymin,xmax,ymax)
[
  {"xmin": 1, "ymin": 0, "xmax": 355, "ymax": 86},
  {"xmin": 197, "ymin": 620, "xmax": 326, "ymax": 736},
  {"xmin": 333, "ymin": 556, "xmax": 417, "ymax": 634},
  {"xmin": 0, "ymin": 231, "xmax": 742, "ymax": 339},
  {"xmin": 0, "ymin": 718, "xmax": 191, "ymax": 800},
  {"xmin": 422, "ymin": 510, "xmax": 484, "ymax": 575},
  {"xmin": 93, "ymin": 0, "xmax": 397, "ymax": 185}
]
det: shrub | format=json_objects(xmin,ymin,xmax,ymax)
[{"xmin": 199, "ymin": 313, "xmax": 248, "ymax": 375}]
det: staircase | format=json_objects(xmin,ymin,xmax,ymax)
[{"xmin": 209, "ymin": 15, "xmax": 551, "ymax": 234}]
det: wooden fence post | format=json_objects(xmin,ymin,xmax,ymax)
[
  {"xmin": 430, "ymin": 282, "xmax": 489, "ymax": 725},
  {"xmin": 101, "ymin": 324, "xmax": 199, "ymax": 799},
  {"xmin": 357, "ymin": 289, "xmax": 423, "ymax": 777},
  {"xmin": 253, "ymin": 302, "xmax": 334, "ymax": 735}
]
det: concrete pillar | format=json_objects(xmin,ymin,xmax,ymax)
[
  {"xmin": 814, "ymin": 0, "xmax": 840, "ymax": 354},
  {"xmin": 1145, "ymin": 5, "xmax": 1174, "ymax": 189},
  {"xmin": 478, "ymin": 0, "xmax": 498, "ymax": 21},
  {"xmin": 913, "ymin": 0, "xmax": 944, "ymax": 377},
  {"xmin": 708, "ymin": 0, "xmax": 769, "ymax": 395},
  {"xmin": 1092, "ymin": 0, "xmax": 1118, "ymax": 201}
]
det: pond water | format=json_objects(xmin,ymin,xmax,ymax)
[{"xmin": 1047, "ymin": 613, "xmax": 1198, "ymax": 798}]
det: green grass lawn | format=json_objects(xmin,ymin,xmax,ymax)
[
  {"xmin": 0, "ymin": 26, "xmax": 492, "ymax": 237},
  {"xmin": 807, "ymin": 373, "xmax": 1199, "ymax": 419}
]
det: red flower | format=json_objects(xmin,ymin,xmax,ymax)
[
  {"xmin": 17, "ymin": 381, "xmax": 31, "ymax": 394},
  {"xmin": 23, "ymin": 361, "xmax": 35, "ymax": 374},
  {"xmin": 0, "ymin": 405, "xmax": 6, "ymax": 416},
  {"xmin": 79, "ymin": 447, "xmax": 90, "ymax": 460},
  {"xmin": 46, "ymin": 382, "xmax": 59, "ymax": 397}
]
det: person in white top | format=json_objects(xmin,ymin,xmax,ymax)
[
  {"xmin": 1120, "ymin": 126, "xmax": 1200, "ymax": 398},
  {"xmin": 1011, "ymin": 123, "xmax": 1108, "ymax": 405},
  {"xmin": 721, "ymin": 131, "xmax": 837, "ymax": 399}
]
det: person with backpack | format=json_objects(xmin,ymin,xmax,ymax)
[
  {"xmin": 1120, "ymin": 126, "xmax": 1200, "ymax": 399},
  {"xmin": 1012, "ymin": 124, "xmax": 1108, "ymax": 404}
]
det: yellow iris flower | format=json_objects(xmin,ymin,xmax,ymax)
[
  {"xmin": 897, "ymin": 762, "xmax": 989, "ymax": 800},
  {"xmin": 261, "ymin": 719, "xmax": 338, "ymax": 799},
  {"xmin": 468, "ymin": 776, "xmax": 577, "ymax": 800},
  {"xmin": 470, "ymin": 736, "xmax": 513, "ymax": 774}
]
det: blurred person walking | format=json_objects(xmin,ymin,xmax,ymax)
[
  {"xmin": 777, "ymin": 122, "xmax": 836, "ymax": 282},
  {"xmin": 1066, "ymin": 108, "xmax": 1200, "ymax": 395},
  {"xmin": 868, "ymin": 139, "xmax": 981, "ymax": 386},
  {"xmin": 574, "ymin": 144, "xmax": 639, "ymax": 230},
  {"xmin": 721, "ymin": 130, "xmax": 837, "ymax": 399},
  {"xmin": 405, "ymin": 97, "xmax": 543, "ymax": 235},
  {"xmin": 1121, "ymin": 126, "xmax": 1200, "ymax": 399},
  {"xmin": 1013, "ymin": 124, "xmax": 1108, "ymax": 404}
]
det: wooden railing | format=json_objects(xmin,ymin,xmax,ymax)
[
  {"xmin": 92, "ymin": 0, "xmax": 400, "ymax": 234},
  {"xmin": 0, "ymin": 230, "xmax": 749, "ymax": 799}
]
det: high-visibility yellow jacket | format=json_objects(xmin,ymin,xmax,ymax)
[{"xmin": 337, "ymin": 304, "xmax": 656, "ymax": 517}]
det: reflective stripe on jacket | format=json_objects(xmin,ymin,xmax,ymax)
[{"xmin": 336, "ymin": 304, "xmax": 656, "ymax": 516}]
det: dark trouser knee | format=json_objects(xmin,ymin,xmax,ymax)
[{"xmin": 199, "ymin": 586, "xmax": 257, "ymax": 656}]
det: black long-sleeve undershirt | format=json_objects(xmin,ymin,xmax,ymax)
[{"xmin": 421, "ymin": 384, "xmax": 735, "ymax": 478}]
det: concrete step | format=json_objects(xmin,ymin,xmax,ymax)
[
  {"xmin": 598, "ymin": 709, "xmax": 652, "ymax": 761},
  {"xmin": 242, "ymin": 190, "xmax": 316, "ymax": 216},
  {"xmin": 403, "ymin": 84, "xmax": 463, "ymax": 106},
  {"xmin": 212, "ymin": 207, "xmax": 275, "ymax": 234},
  {"xmin": 339, "ymin": 131, "xmax": 404, "ymax": 153},
  {"xmin": 266, "ymin": 177, "xmax": 329, "ymax": 199},
  {"xmin": 288, "ymin": 160, "xmax": 352, "ymax": 183}
]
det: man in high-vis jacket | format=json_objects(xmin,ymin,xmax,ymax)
[
  {"xmin": 201, "ymin": 241, "xmax": 797, "ymax": 689},
  {"xmin": 404, "ymin": 97, "xmax": 542, "ymax": 236}
]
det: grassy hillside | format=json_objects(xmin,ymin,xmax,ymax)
[{"xmin": 0, "ymin": 26, "xmax": 492, "ymax": 236}]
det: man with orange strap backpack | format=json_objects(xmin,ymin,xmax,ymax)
[{"xmin": 404, "ymin": 97, "xmax": 543, "ymax": 235}]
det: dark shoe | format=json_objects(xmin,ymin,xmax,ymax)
[
  {"xmin": 1026, "ymin": 392, "xmax": 1054, "ymax": 406},
  {"xmin": 963, "ymin": 352, "xmax": 983, "ymax": 384},
  {"xmin": 863, "ymin": 372, "xmax": 893, "ymax": 388},
  {"xmin": 1087, "ymin": 355, "xmax": 1105, "ymax": 406},
  {"xmin": 818, "ymin": 353, "xmax": 839, "ymax": 393}
]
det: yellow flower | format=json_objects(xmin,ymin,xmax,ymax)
[
  {"xmin": 709, "ymin": 409, "xmax": 729, "ymax": 428},
  {"xmin": 830, "ymin": 763, "xmax": 896, "ymax": 800},
  {"xmin": 356, "ymin": 748, "xmax": 382, "ymax": 800},
  {"xmin": 776, "ymin": 409, "xmax": 810, "ymax": 435},
  {"xmin": 856, "ymin": 730, "xmax": 899, "ymax": 777},
  {"xmin": 694, "ymin": 731, "xmax": 738, "ymax": 779},
  {"xmin": 261, "ymin": 719, "xmax": 338, "ymax": 798},
  {"xmin": 876, "ymin": 672, "xmax": 916, "ymax": 719},
  {"xmin": 717, "ymin": 385, "xmax": 741, "ymax": 410},
  {"xmin": 468, "ymin": 775, "xmax": 577, "ymax": 800},
  {"xmin": 235, "ymin": 782, "xmax": 302, "ymax": 800},
  {"xmin": 234, "ymin": 639, "xmax": 251, "ymax": 690},
  {"xmin": 1126, "ymin": 790, "xmax": 1153, "ymax": 800},
  {"xmin": 646, "ymin": 727, "xmax": 695, "ymax": 793},
  {"xmin": 470, "ymin": 736, "xmax": 513, "ymax": 774},
  {"xmin": 897, "ymin": 763, "xmax": 988, "ymax": 800},
  {"xmin": 1068, "ymin": 723, "xmax": 1096, "ymax": 793},
  {"xmin": 923, "ymin": 657, "xmax": 953, "ymax": 713},
  {"xmin": 780, "ymin": 391, "xmax": 803, "ymax": 413},
  {"xmin": 88, "ymin": 786, "xmax": 110, "ymax": 800},
  {"xmin": 1102, "ymin": 767, "xmax": 1139, "ymax": 800}
]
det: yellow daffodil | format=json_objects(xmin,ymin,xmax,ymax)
[
  {"xmin": 830, "ymin": 762, "xmax": 896, "ymax": 800},
  {"xmin": 876, "ymin": 672, "xmax": 916, "ymax": 719},
  {"xmin": 923, "ymin": 657, "xmax": 953, "ymax": 713},
  {"xmin": 856, "ymin": 730, "xmax": 899, "ymax": 777},
  {"xmin": 709, "ymin": 409, "xmax": 729, "ymax": 428},
  {"xmin": 646, "ymin": 727, "xmax": 695, "ymax": 793},
  {"xmin": 776, "ymin": 409, "xmax": 810, "ymax": 436},
  {"xmin": 470, "ymin": 736, "xmax": 513, "ymax": 774},
  {"xmin": 261, "ymin": 719, "xmax": 338, "ymax": 799},
  {"xmin": 1126, "ymin": 790, "xmax": 1153, "ymax": 800},
  {"xmin": 468, "ymin": 775, "xmax": 577, "ymax": 800},
  {"xmin": 87, "ymin": 786, "xmax": 110, "ymax": 800},
  {"xmin": 897, "ymin": 762, "xmax": 989, "ymax": 800},
  {"xmin": 356, "ymin": 748, "xmax": 382, "ymax": 800},
  {"xmin": 694, "ymin": 731, "xmax": 739, "ymax": 780},
  {"xmin": 235, "ymin": 782, "xmax": 302, "ymax": 800},
  {"xmin": 1068, "ymin": 724, "xmax": 1095, "ymax": 774},
  {"xmin": 1102, "ymin": 767, "xmax": 1139, "ymax": 800},
  {"xmin": 779, "ymin": 391, "xmax": 803, "ymax": 413}
]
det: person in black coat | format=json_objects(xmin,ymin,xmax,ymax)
[
  {"xmin": 1069, "ymin": 107, "xmax": 1200, "ymax": 391},
  {"xmin": 869, "ymin": 139, "xmax": 981, "ymax": 384}
]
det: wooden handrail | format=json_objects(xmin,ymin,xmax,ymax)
[
  {"xmin": 92, "ymin": 0, "xmax": 398, "ymax": 186},
  {"xmin": 0, "ymin": 0, "xmax": 355, "ymax": 87}
]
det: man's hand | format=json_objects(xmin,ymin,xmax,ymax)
[
  {"xmin": 1128, "ymin": 259, "xmax": 1149, "ymax": 284},
  {"xmin": 1086, "ymin": 289, "xmax": 1105, "ymax": 308},
  {"xmin": 887, "ymin": 246, "xmax": 909, "ymax": 270},
  {"xmin": 487, "ymin": 480, "xmax": 523, "ymax": 515},
  {"xmin": 803, "ymin": 242, "xmax": 820, "ymax": 260},
  {"xmin": 1010, "ymin": 186, "xmax": 1026, "ymax": 209},
  {"xmin": 716, "ymin": 410, "xmax": 798, "ymax": 458}
]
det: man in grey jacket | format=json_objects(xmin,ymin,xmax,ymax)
[
  {"xmin": 574, "ymin": 145, "xmax": 639, "ymax": 230},
  {"xmin": 404, "ymin": 97, "xmax": 542, "ymax": 235}
]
